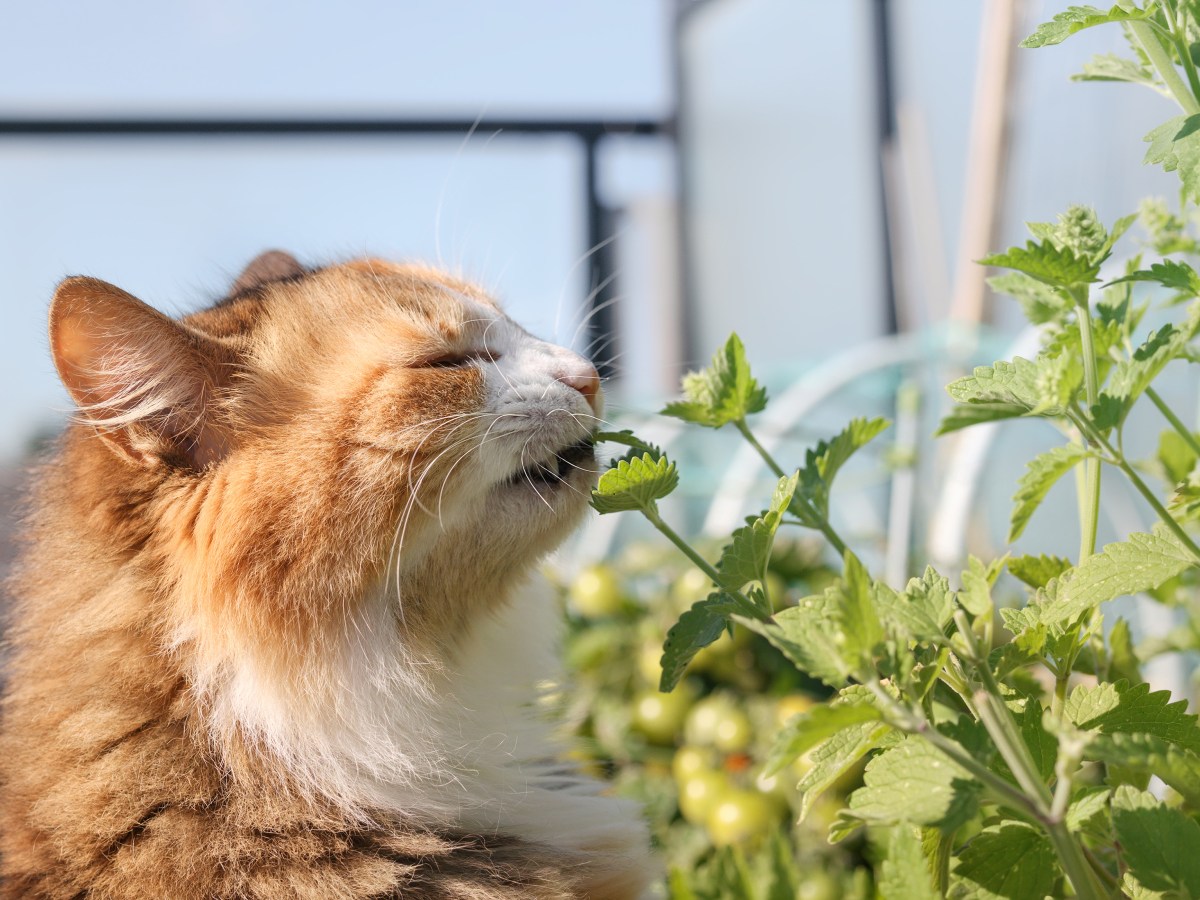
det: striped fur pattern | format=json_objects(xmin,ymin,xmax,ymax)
[{"xmin": 0, "ymin": 254, "xmax": 655, "ymax": 899}]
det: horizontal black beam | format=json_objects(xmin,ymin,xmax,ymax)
[{"xmin": 0, "ymin": 117, "xmax": 669, "ymax": 139}]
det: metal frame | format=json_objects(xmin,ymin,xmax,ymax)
[{"xmin": 0, "ymin": 115, "xmax": 670, "ymax": 376}]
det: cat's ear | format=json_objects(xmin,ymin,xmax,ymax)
[
  {"xmin": 230, "ymin": 250, "xmax": 305, "ymax": 295},
  {"xmin": 49, "ymin": 277, "xmax": 231, "ymax": 469}
]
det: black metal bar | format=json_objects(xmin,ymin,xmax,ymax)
[
  {"xmin": 0, "ymin": 117, "xmax": 663, "ymax": 138},
  {"xmin": 0, "ymin": 115, "xmax": 670, "ymax": 377},
  {"xmin": 869, "ymin": 0, "xmax": 900, "ymax": 336}
]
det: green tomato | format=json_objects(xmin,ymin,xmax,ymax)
[
  {"xmin": 632, "ymin": 687, "xmax": 693, "ymax": 745},
  {"xmin": 684, "ymin": 695, "xmax": 751, "ymax": 752},
  {"xmin": 774, "ymin": 693, "xmax": 816, "ymax": 729},
  {"xmin": 671, "ymin": 745, "xmax": 714, "ymax": 784},
  {"xmin": 569, "ymin": 564, "xmax": 626, "ymax": 618},
  {"xmin": 704, "ymin": 788, "xmax": 779, "ymax": 846},
  {"xmin": 677, "ymin": 769, "xmax": 730, "ymax": 825},
  {"xmin": 636, "ymin": 640, "xmax": 662, "ymax": 684},
  {"xmin": 712, "ymin": 706, "xmax": 753, "ymax": 754},
  {"xmin": 670, "ymin": 568, "xmax": 713, "ymax": 611}
]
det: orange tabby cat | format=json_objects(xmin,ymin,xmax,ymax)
[{"xmin": 0, "ymin": 253, "xmax": 656, "ymax": 899}]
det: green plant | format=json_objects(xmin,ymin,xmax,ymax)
[{"xmin": 585, "ymin": 5, "xmax": 1200, "ymax": 896}]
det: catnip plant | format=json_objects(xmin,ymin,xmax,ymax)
[{"xmin": 591, "ymin": 4, "xmax": 1200, "ymax": 897}]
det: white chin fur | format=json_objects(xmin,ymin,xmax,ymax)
[{"xmin": 200, "ymin": 575, "xmax": 653, "ymax": 871}]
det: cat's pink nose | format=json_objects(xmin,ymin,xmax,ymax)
[{"xmin": 558, "ymin": 364, "xmax": 601, "ymax": 412}]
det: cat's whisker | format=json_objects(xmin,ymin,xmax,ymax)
[
  {"xmin": 434, "ymin": 110, "xmax": 487, "ymax": 267},
  {"xmin": 566, "ymin": 282, "xmax": 623, "ymax": 352},
  {"xmin": 552, "ymin": 231, "xmax": 621, "ymax": 346}
]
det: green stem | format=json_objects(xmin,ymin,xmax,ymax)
[
  {"xmin": 733, "ymin": 418, "xmax": 850, "ymax": 557},
  {"xmin": 641, "ymin": 506, "xmax": 766, "ymax": 619},
  {"xmin": 1072, "ymin": 287, "xmax": 1103, "ymax": 561},
  {"xmin": 862, "ymin": 680, "xmax": 1041, "ymax": 818},
  {"xmin": 735, "ymin": 419, "xmax": 786, "ymax": 478},
  {"xmin": 1130, "ymin": 19, "xmax": 1200, "ymax": 114},
  {"xmin": 1146, "ymin": 385, "xmax": 1200, "ymax": 458},
  {"xmin": 1075, "ymin": 414, "xmax": 1200, "ymax": 563},
  {"xmin": 1167, "ymin": 0, "xmax": 1200, "ymax": 103}
]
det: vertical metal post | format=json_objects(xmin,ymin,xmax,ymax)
[
  {"xmin": 582, "ymin": 132, "xmax": 618, "ymax": 378},
  {"xmin": 869, "ymin": 0, "xmax": 901, "ymax": 336}
]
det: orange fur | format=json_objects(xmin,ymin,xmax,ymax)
[{"xmin": 0, "ymin": 255, "xmax": 654, "ymax": 899}]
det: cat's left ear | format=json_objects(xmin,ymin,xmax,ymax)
[{"xmin": 49, "ymin": 277, "xmax": 231, "ymax": 469}]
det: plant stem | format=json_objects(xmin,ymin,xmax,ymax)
[
  {"xmin": 1072, "ymin": 287, "xmax": 1103, "ymax": 562},
  {"xmin": 862, "ymin": 680, "xmax": 1041, "ymax": 818},
  {"xmin": 1167, "ymin": 0, "xmax": 1200, "ymax": 104},
  {"xmin": 735, "ymin": 419, "xmax": 786, "ymax": 478},
  {"xmin": 1130, "ymin": 19, "xmax": 1200, "ymax": 114},
  {"xmin": 1074, "ymin": 414, "xmax": 1200, "ymax": 563},
  {"xmin": 1146, "ymin": 385, "xmax": 1200, "ymax": 457},
  {"xmin": 733, "ymin": 418, "xmax": 850, "ymax": 557},
  {"xmin": 640, "ymin": 506, "xmax": 766, "ymax": 619}
]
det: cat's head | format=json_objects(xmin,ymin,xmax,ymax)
[{"xmin": 48, "ymin": 252, "xmax": 604, "ymax": 655}]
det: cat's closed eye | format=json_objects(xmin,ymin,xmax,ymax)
[{"xmin": 420, "ymin": 348, "xmax": 500, "ymax": 369}]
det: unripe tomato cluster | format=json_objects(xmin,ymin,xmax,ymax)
[{"xmin": 557, "ymin": 543, "xmax": 865, "ymax": 894}]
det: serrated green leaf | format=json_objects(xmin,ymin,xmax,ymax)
[
  {"xmin": 1073, "ymin": 51, "xmax": 1166, "ymax": 93},
  {"xmin": 1063, "ymin": 530, "xmax": 1196, "ymax": 617},
  {"xmin": 876, "ymin": 567, "xmax": 953, "ymax": 643},
  {"xmin": 959, "ymin": 556, "xmax": 1000, "ymax": 617},
  {"xmin": 879, "ymin": 826, "xmax": 940, "ymax": 900},
  {"xmin": 1104, "ymin": 309, "xmax": 1200, "ymax": 424},
  {"xmin": 795, "ymin": 417, "xmax": 890, "ymax": 521},
  {"xmin": 1031, "ymin": 349, "xmax": 1083, "ymax": 414},
  {"xmin": 839, "ymin": 551, "xmax": 884, "ymax": 672},
  {"xmin": 797, "ymin": 719, "xmax": 892, "ymax": 821},
  {"xmin": 658, "ymin": 593, "xmax": 743, "ymax": 691},
  {"xmin": 1025, "ymin": 530, "xmax": 1196, "ymax": 628},
  {"xmin": 593, "ymin": 429, "xmax": 665, "ymax": 467},
  {"xmin": 1008, "ymin": 554, "xmax": 1073, "ymax": 589},
  {"xmin": 735, "ymin": 589, "xmax": 849, "ymax": 687},
  {"xmin": 715, "ymin": 473, "xmax": 797, "ymax": 599},
  {"xmin": 1107, "ymin": 258, "xmax": 1200, "ymax": 295},
  {"xmin": 1159, "ymin": 428, "xmax": 1200, "ymax": 485},
  {"xmin": 980, "ymin": 239, "xmax": 1100, "ymax": 289},
  {"xmin": 1066, "ymin": 786, "xmax": 1111, "ymax": 834},
  {"xmin": 1009, "ymin": 444, "xmax": 1092, "ymax": 541},
  {"xmin": 1112, "ymin": 785, "xmax": 1200, "ymax": 897},
  {"xmin": 946, "ymin": 357, "xmax": 1052, "ymax": 413},
  {"xmin": 661, "ymin": 333, "xmax": 767, "ymax": 428},
  {"xmin": 1145, "ymin": 115, "xmax": 1200, "ymax": 204},
  {"xmin": 1109, "ymin": 616, "xmax": 1143, "ymax": 685},
  {"xmin": 1021, "ymin": 3, "xmax": 1158, "ymax": 48},
  {"xmin": 1089, "ymin": 732, "xmax": 1200, "ymax": 805},
  {"xmin": 936, "ymin": 402, "xmax": 1029, "ymax": 435},
  {"xmin": 1066, "ymin": 679, "xmax": 1200, "ymax": 752},
  {"xmin": 846, "ymin": 735, "xmax": 981, "ymax": 832},
  {"xmin": 764, "ymin": 701, "xmax": 883, "ymax": 777},
  {"xmin": 590, "ymin": 452, "xmax": 679, "ymax": 514},
  {"xmin": 951, "ymin": 821, "xmax": 1058, "ymax": 900},
  {"xmin": 988, "ymin": 271, "xmax": 1072, "ymax": 325}
]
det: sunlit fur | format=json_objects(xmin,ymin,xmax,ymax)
[{"xmin": 0, "ymin": 256, "xmax": 656, "ymax": 899}]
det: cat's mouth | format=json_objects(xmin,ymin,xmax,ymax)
[{"xmin": 506, "ymin": 435, "xmax": 596, "ymax": 489}]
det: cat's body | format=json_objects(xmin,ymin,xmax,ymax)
[{"xmin": 0, "ymin": 255, "xmax": 655, "ymax": 899}]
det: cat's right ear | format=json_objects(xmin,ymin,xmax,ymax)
[{"xmin": 49, "ymin": 277, "xmax": 231, "ymax": 469}]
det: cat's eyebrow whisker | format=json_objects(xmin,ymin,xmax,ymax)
[
  {"xmin": 552, "ymin": 231, "xmax": 621, "ymax": 345},
  {"xmin": 566, "ymin": 282, "xmax": 623, "ymax": 352},
  {"xmin": 481, "ymin": 317, "xmax": 520, "ymax": 397}
]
